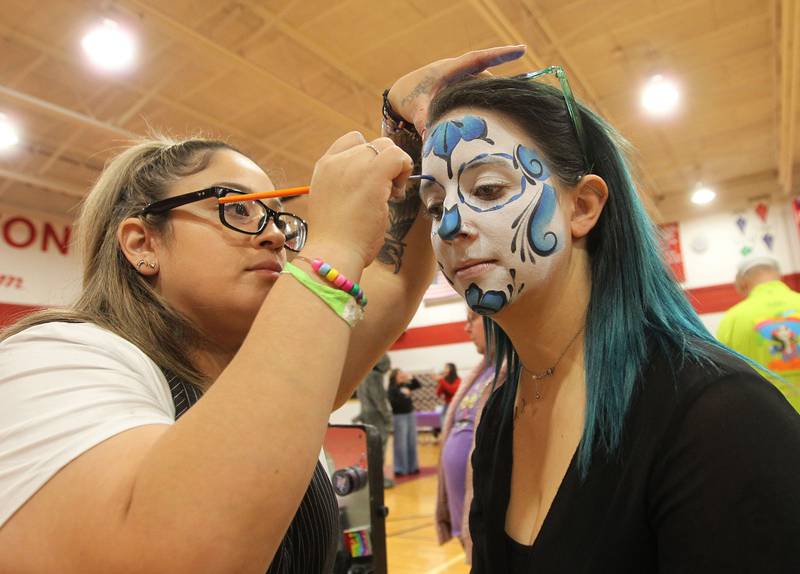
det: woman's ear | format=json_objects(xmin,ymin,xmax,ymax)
[
  {"xmin": 569, "ymin": 174, "xmax": 609, "ymax": 239},
  {"xmin": 117, "ymin": 217, "xmax": 160, "ymax": 276}
]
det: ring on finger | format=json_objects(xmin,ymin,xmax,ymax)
[{"xmin": 365, "ymin": 143, "xmax": 380, "ymax": 156}]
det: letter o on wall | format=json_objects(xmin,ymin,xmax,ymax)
[{"xmin": 3, "ymin": 217, "xmax": 36, "ymax": 249}]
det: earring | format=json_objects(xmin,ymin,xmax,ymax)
[{"xmin": 136, "ymin": 260, "xmax": 157, "ymax": 271}]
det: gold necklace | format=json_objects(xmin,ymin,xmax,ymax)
[{"xmin": 518, "ymin": 325, "xmax": 584, "ymax": 401}]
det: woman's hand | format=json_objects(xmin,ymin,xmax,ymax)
[
  {"xmin": 306, "ymin": 133, "xmax": 413, "ymax": 269},
  {"xmin": 385, "ymin": 45, "xmax": 526, "ymax": 135}
]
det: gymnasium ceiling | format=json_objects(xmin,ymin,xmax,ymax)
[{"xmin": 0, "ymin": 0, "xmax": 798, "ymax": 223}]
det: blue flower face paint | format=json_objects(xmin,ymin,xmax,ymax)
[
  {"xmin": 465, "ymin": 283, "xmax": 508, "ymax": 316},
  {"xmin": 423, "ymin": 115, "xmax": 494, "ymax": 179},
  {"xmin": 420, "ymin": 110, "xmax": 567, "ymax": 316}
]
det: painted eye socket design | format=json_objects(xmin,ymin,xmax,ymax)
[
  {"xmin": 461, "ymin": 177, "xmax": 524, "ymax": 213},
  {"xmin": 470, "ymin": 183, "xmax": 509, "ymax": 202}
]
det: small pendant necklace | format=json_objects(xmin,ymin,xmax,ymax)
[{"xmin": 518, "ymin": 325, "xmax": 585, "ymax": 401}]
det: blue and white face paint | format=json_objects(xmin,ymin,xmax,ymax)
[{"xmin": 420, "ymin": 110, "xmax": 567, "ymax": 316}]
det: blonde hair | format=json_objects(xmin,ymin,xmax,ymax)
[{"xmin": 1, "ymin": 135, "xmax": 240, "ymax": 390}]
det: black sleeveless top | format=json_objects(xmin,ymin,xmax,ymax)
[
  {"xmin": 167, "ymin": 373, "xmax": 339, "ymax": 573},
  {"xmin": 469, "ymin": 342, "xmax": 800, "ymax": 573}
]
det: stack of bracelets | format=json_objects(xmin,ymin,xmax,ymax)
[
  {"xmin": 306, "ymin": 257, "xmax": 367, "ymax": 308},
  {"xmin": 282, "ymin": 256, "xmax": 367, "ymax": 327}
]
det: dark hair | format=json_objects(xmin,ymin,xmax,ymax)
[
  {"xmin": 444, "ymin": 362, "xmax": 459, "ymax": 383},
  {"xmin": 388, "ymin": 368, "xmax": 401, "ymax": 388},
  {"xmin": 429, "ymin": 77, "xmax": 730, "ymax": 473}
]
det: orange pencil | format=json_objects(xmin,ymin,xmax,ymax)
[{"xmin": 218, "ymin": 186, "xmax": 310, "ymax": 203}]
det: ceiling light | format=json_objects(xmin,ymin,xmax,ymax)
[
  {"xmin": 691, "ymin": 185, "xmax": 716, "ymax": 205},
  {"xmin": 0, "ymin": 114, "xmax": 20, "ymax": 150},
  {"xmin": 81, "ymin": 19, "xmax": 137, "ymax": 73},
  {"xmin": 641, "ymin": 74, "xmax": 680, "ymax": 117}
]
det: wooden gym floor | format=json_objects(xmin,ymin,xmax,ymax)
[{"xmin": 384, "ymin": 439, "xmax": 470, "ymax": 574}]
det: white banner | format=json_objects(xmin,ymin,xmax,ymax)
[{"xmin": 0, "ymin": 205, "xmax": 81, "ymax": 307}]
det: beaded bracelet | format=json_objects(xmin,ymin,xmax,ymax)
[
  {"xmin": 294, "ymin": 256, "xmax": 367, "ymax": 308},
  {"xmin": 382, "ymin": 89, "xmax": 421, "ymax": 141}
]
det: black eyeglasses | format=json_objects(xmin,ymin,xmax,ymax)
[
  {"xmin": 138, "ymin": 186, "xmax": 308, "ymax": 252},
  {"xmin": 512, "ymin": 66, "xmax": 591, "ymax": 173}
]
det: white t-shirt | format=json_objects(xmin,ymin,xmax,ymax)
[{"xmin": 0, "ymin": 322, "xmax": 176, "ymax": 528}]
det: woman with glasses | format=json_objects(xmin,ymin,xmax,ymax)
[
  {"xmin": 0, "ymin": 47, "xmax": 526, "ymax": 573},
  {"xmin": 411, "ymin": 73, "xmax": 800, "ymax": 571}
]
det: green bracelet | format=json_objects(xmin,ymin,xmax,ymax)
[{"xmin": 282, "ymin": 261, "xmax": 365, "ymax": 327}]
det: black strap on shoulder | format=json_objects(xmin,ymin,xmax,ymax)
[{"xmin": 163, "ymin": 370, "xmax": 203, "ymax": 419}]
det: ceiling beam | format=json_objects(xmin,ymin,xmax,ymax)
[
  {"xmin": 171, "ymin": 69, "xmax": 229, "ymax": 104},
  {"xmin": 0, "ymin": 84, "xmax": 138, "ymax": 138},
  {"xmin": 233, "ymin": 0, "xmax": 312, "ymax": 60},
  {"xmin": 116, "ymin": 70, "xmax": 174, "ymax": 126},
  {"xmin": 778, "ymin": 0, "xmax": 799, "ymax": 195},
  {"xmin": 28, "ymin": 84, "xmax": 116, "ymax": 177},
  {"xmin": 113, "ymin": 42, "xmax": 174, "ymax": 125},
  {"xmin": 0, "ymin": 23, "xmax": 313, "ymax": 169},
  {"xmin": 348, "ymin": 3, "xmax": 465, "ymax": 60},
  {"xmin": 0, "ymin": 167, "xmax": 85, "ymax": 198},
  {"xmin": 37, "ymin": 129, "xmax": 86, "ymax": 176},
  {"xmin": 117, "ymin": 0, "xmax": 378, "ymax": 138},
  {"xmin": 259, "ymin": 3, "xmax": 469, "ymax": 148},
  {"xmin": 469, "ymin": 0, "xmax": 545, "ymax": 70},
  {"xmin": 657, "ymin": 169, "xmax": 779, "ymax": 198},
  {"xmin": 655, "ymin": 169, "xmax": 782, "ymax": 222},
  {"xmin": 6, "ymin": 52, "xmax": 48, "ymax": 88},
  {"xmin": 241, "ymin": 1, "xmax": 381, "ymax": 95},
  {"xmin": 560, "ymin": 0, "xmax": 706, "ymax": 46}
]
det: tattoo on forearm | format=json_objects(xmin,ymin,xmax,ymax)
[
  {"xmin": 378, "ymin": 184, "xmax": 421, "ymax": 273},
  {"xmin": 379, "ymin": 92, "xmax": 426, "ymax": 273},
  {"xmin": 400, "ymin": 74, "xmax": 436, "ymax": 108}
]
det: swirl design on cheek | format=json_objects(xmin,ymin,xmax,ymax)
[
  {"xmin": 510, "ymin": 144, "xmax": 559, "ymax": 262},
  {"xmin": 528, "ymin": 185, "xmax": 558, "ymax": 255},
  {"xmin": 423, "ymin": 115, "xmax": 494, "ymax": 179},
  {"xmin": 437, "ymin": 205, "xmax": 462, "ymax": 240}
]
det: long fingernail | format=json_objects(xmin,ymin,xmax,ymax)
[{"xmin": 487, "ymin": 49, "xmax": 526, "ymax": 66}]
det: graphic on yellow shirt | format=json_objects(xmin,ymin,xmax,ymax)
[{"xmin": 754, "ymin": 312, "xmax": 800, "ymax": 371}]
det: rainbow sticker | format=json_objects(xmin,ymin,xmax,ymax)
[{"xmin": 343, "ymin": 527, "xmax": 372, "ymax": 557}]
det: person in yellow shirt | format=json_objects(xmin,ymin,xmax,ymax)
[{"xmin": 717, "ymin": 256, "xmax": 800, "ymax": 412}]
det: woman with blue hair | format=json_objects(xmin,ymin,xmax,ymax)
[{"xmin": 406, "ymin": 72, "xmax": 800, "ymax": 571}]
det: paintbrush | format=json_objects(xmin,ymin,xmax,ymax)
[{"xmin": 218, "ymin": 186, "xmax": 310, "ymax": 204}]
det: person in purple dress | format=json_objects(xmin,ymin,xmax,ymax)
[{"xmin": 436, "ymin": 308, "xmax": 505, "ymax": 562}]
